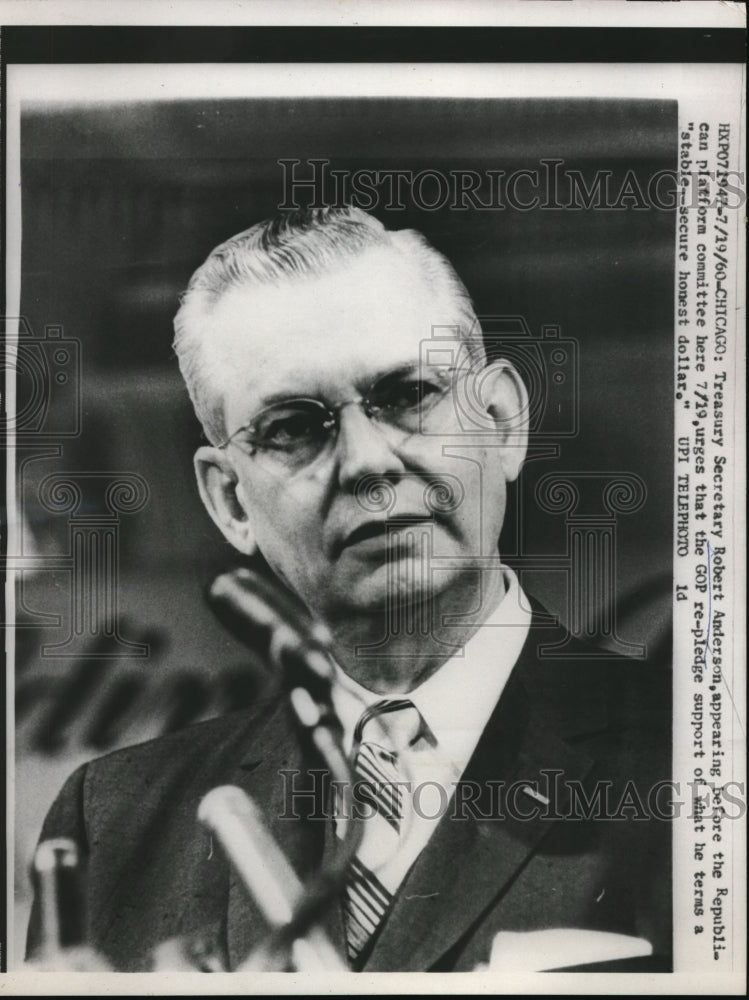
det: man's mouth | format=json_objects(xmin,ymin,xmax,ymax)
[
  {"xmin": 344, "ymin": 521, "xmax": 389, "ymax": 548},
  {"xmin": 338, "ymin": 516, "xmax": 434, "ymax": 555}
]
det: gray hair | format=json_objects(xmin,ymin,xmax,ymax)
[{"xmin": 173, "ymin": 206, "xmax": 483, "ymax": 444}]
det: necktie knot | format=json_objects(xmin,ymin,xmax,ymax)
[
  {"xmin": 342, "ymin": 698, "xmax": 424, "ymax": 966},
  {"xmin": 353, "ymin": 698, "xmax": 424, "ymax": 756}
]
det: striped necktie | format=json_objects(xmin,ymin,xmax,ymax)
[{"xmin": 343, "ymin": 698, "xmax": 424, "ymax": 965}]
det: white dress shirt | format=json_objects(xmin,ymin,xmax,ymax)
[{"xmin": 331, "ymin": 566, "xmax": 531, "ymax": 894}]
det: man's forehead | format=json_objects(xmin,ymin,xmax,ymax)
[
  {"xmin": 211, "ymin": 246, "xmax": 426, "ymax": 330},
  {"xmin": 208, "ymin": 248, "xmax": 457, "ymax": 404}
]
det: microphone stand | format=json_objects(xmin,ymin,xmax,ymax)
[{"xmin": 206, "ymin": 567, "xmax": 361, "ymax": 971}]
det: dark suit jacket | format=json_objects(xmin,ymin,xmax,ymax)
[{"xmin": 27, "ymin": 609, "xmax": 672, "ymax": 972}]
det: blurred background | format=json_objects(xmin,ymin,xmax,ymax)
[{"xmin": 13, "ymin": 96, "xmax": 675, "ymax": 953}]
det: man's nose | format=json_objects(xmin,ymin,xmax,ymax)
[{"xmin": 334, "ymin": 403, "xmax": 405, "ymax": 491}]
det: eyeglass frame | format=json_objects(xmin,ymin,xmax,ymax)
[{"xmin": 215, "ymin": 363, "xmax": 468, "ymax": 468}]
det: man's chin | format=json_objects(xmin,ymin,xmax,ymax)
[{"xmin": 325, "ymin": 563, "xmax": 448, "ymax": 618}]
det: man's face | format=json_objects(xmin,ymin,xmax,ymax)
[{"xmin": 200, "ymin": 246, "xmax": 523, "ymax": 622}]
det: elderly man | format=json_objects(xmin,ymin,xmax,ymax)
[{"xmin": 28, "ymin": 207, "xmax": 670, "ymax": 972}]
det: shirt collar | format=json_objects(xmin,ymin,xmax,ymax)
[{"xmin": 331, "ymin": 566, "xmax": 531, "ymax": 774}]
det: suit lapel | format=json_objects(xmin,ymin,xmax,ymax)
[
  {"xmin": 224, "ymin": 698, "xmax": 336, "ymax": 968},
  {"xmin": 220, "ymin": 612, "xmax": 609, "ymax": 972},
  {"xmin": 317, "ymin": 804, "xmax": 348, "ymax": 955},
  {"xmin": 363, "ymin": 623, "xmax": 605, "ymax": 972}
]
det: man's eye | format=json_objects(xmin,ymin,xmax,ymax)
[
  {"xmin": 255, "ymin": 408, "xmax": 325, "ymax": 448},
  {"xmin": 374, "ymin": 377, "xmax": 444, "ymax": 411}
]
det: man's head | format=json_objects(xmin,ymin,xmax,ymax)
[
  {"xmin": 174, "ymin": 207, "xmax": 485, "ymax": 447},
  {"xmin": 173, "ymin": 207, "xmax": 528, "ymax": 626}
]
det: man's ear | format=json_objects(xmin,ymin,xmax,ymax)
[
  {"xmin": 194, "ymin": 446, "xmax": 257, "ymax": 555},
  {"xmin": 480, "ymin": 360, "xmax": 529, "ymax": 482}
]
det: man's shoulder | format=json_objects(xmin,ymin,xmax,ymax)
[
  {"xmin": 520, "ymin": 602, "xmax": 671, "ymax": 734},
  {"xmin": 79, "ymin": 692, "xmax": 287, "ymax": 805}
]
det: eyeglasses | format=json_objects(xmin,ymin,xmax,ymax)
[{"xmin": 218, "ymin": 364, "xmax": 462, "ymax": 474}]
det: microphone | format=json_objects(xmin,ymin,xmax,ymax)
[
  {"xmin": 29, "ymin": 838, "xmax": 110, "ymax": 970},
  {"xmin": 198, "ymin": 786, "xmax": 346, "ymax": 971},
  {"xmin": 208, "ymin": 567, "xmax": 343, "ymax": 746},
  {"xmin": 206, "ymin": 568, "xmax": 360, "ymax": 964}
]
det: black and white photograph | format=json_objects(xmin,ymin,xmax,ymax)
[{"xmin": 2, "ymin": 2, "xmax": 746, "ymax": 993}]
